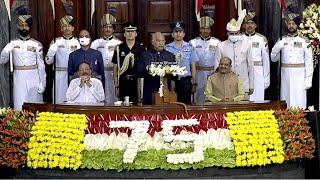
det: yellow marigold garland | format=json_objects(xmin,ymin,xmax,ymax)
[
  {"xmin": 225, "ymin": 110, "xmax": 285, "ymax": 167},
  {"xmin": 27, "ymin": 112, "xmax": 87, "ymax": 170}
]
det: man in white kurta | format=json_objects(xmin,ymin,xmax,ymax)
[
  {"xmin": 215, "ymin": 10, "xmax": 254, "ymax": 98},
  {"xmin": 46, "ymin": 15, "xmax": 80, "ymax": 103},
  {"xmin": 91, "ymin": 14, "xmax": 122, "ymax": 104},
  {"xmin": 0, "ymin": 14, "xmax": 46, "ymax": 110},
  {"xmin": 66, "ymin": 62, "xmax": 105, "ymax": 103},
  {"xmin": 242, "ymin": 12, "xmax": 270, "ymax": 101},
  {"xmin": 271, "ymin": 13, "xmax": 313, "ymax": 109},
  {"xmin": 190, "ymin": 16, "xmax": 221, "ymax": 105}
]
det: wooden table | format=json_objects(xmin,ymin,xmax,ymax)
[{"xmin": 23, "ymin": 100, "xmax": 287, "ymax": 115}]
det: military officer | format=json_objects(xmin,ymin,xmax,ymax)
[
  {"xmin": 46, "ymin": 15, "xmax": 80, "ymax": 104},
  {"xmin": 215, "ymin": 10, "xmax": 254, "ymax": 99},
  {"xmin": 271, "ymin": 11, "xmax": 313, "ymax": 109},
  {"xmin": 112, "ymin": 22, "xmax": 145, "ymax": 104},
  {"xmin": 242, "ymin": 12, "xmax": 270, "ymax": 101},
  {"xmin": 166, "ymin": 21, "xmax": 199, "ymax": 104},
  {"xmin": 91, "ymin": 14, "xmax": 122, "ymax": 104},
  {"xmin": 0, "ymin": 11, "xmax": 46, "ymax": 110},
  {"xmin": 190, "ymin": 16, "xmax": 221, "ymax": 105}
]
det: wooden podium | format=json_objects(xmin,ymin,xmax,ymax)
[{"xmin": 152, "ymin": 76, "xmax": 177, "ymax": 104}]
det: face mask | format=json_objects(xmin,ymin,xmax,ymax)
[
  {"xmin": 79, "ymin": 37, "xmax": 90, "ymax": 46},
  {"xmin": 228, "ymin": 35, "xmax": 239, "ymax": 42},
  {"xmin": 19, "ymin": 29, "xmax": 30, "ymax": 37}
]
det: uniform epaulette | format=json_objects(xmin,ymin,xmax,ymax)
[
  {"xmin": 300, "ymin": 36, "xmax": 310, "ymax": 43},
  {"xmin": 210, "ymin": 36, "xmax": 220, "ymax": 41},
  {"xmin": 56, "ymin": 37, "xmax": 63, "ymax": 40},
  {"xmin": 195, "ymin": 37, "xmax": 201, "ymax": 40},
  {"xmin": 31, "ymin": 38, "xmax": 43, "ymax": 46},
  {"xmin": 256, "ymin": 33, "xmax": 268, "ymax": 42}
]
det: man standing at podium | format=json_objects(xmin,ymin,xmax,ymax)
[
  {"xmin": 46, "ymin": 15, "xmax": 80, "ymax": 104},
  {"xmin": 112, "ymin": 22, "xmax": 145, "ymax": 104},
  {"xmin": 166, "ymin": 21, "xmax": 199, "ymax": 104},
  {"xmin": 190, "ymin": 16, "xmax": 221, "ymax": 105},
  {"xmin": 137, "ymin": 32, "xmax": 175, "ymax": 105},
  {"xmin": 91, "ymin": 14, "xmax": 122, "ymax": 104}
]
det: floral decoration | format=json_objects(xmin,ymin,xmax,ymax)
[
  {"xmin": 81, "ymin": 113, "xmax": 236, "ymax": 170},
  {"xmin": 0, "ymin": 109, "xmax": 35, "ymax": 168},
  {"xmin": 299, "ymin": 3, "xmax": 320, "ymax": 66},
  {"xmin": 149, "ymin": 64, "xmax": 187, "ymax": 97},
  {"xmin": 27, "ymin": 112, "xmax": 87, "ymax": 170},
  {"xmin": 225, "ymin": 110, "xmax": 285, "ymax": 167},
  {"xmin": 274, "ymin": 108, "xmax": 316, "ymax": 161}
]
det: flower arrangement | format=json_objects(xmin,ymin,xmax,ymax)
[
  {"xmin": 149, "ymin": 63, "xmax": 188, "ymax": 97},
  {"xmin": 82, "ymin": 113, "xmax": 236, "ymax": 171},
  {"xmin": 299, "ymin": 3, "xmax": 320, "ymax": 66},
  {"xmin": 274, "ymin": 108, "xmax": 316, "ymax": 161},
  {"xmin": 149, "ymin": 64, "xmax": 187, "ymax": 77},
  {"xmin": 0, "ymin": 109, "xmax": 35, "ymax": 168},
  {"xmin": 225, "ymin": 110, "xmax": 285, "ymax": 167},
  {"xmin": 27, "ymin": 112, "xmax": 87, "ymax": 170}
]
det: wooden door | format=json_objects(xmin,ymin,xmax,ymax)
[{"xmin": 94, "ymin": 0, "xmax": 191, "ymax": 48}]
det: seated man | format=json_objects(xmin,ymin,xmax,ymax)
[
  {"xmin": 204, "ymin": 57, "xmax": 245, "ymax": 103},
  {"xmin": 66, "ymin": 62, "xmax": 105, "ymax": 103}
]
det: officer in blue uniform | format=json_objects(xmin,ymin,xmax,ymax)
[
  {"xmin": 68, "ymin": 30, "xmax": 105, "ymax": 88},
  {"xmin": 137, "ymin": 32, "xmax": 175, "ymax": 105},
  {"xmin": 165, "ymin": 21, "xmax": 199, "ymax": 104},
  {"xmin": 112, "ymin": 22, "xmax": 145, "ymax": 104}
]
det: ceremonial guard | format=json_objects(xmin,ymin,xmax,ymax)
[
  {"xmin": 46, "ymin": 15, "xmax": 80, "ymax": 103},
  {"xmin": 91, "ymin": 14, "xmax": 122, "ymax": 104},
  {"xmin": 215, "ymin": 10, "xmax": 254, "ymax": 98},
  {"xmin": 112, "ymin": 22, "xmax": 145, "ymax": 104},
  {"xmin": 166, "ymin": 21, "xmax": 199, "ymax": 104},
  {"xmin": 0, "ymin": 10, "xmax": 46, "ymax": 110},
  {"xmin": 242, "ymin": 11, "xmax": 270, "ymax": 101},
  {"xmin": 137, "ymin": 32, "xmax": 175, "ymax": 105},
  {"xmin": 271, "ymin": 10, "xmax": 313, "ymax": 109},
  {"xmin": 190, "ymin": 16, "xmax": 220, "ymax": 104}
]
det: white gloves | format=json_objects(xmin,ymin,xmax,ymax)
[
  {"xmin": 304, "ymin": 79, "xmax": 312, "ymax": 90},
  {"xmin": 3, "ymin": 43, "xmax": 13, "ymax": 53},
  {"xmin": 37, "ymin": 83, "xmax": 46, "ymax": 93},
  {"xmin": 50, "ymin": 43, "xmax": 58, "ymax": 52}
]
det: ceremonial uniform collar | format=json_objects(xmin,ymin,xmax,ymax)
[
  {"xmin": 63, "ymin": 35, "xmax": 74, "ymax": 40},
  {"xmin": 19, "ymin": 35, "xmax": 31, "ymax": 41},
  {"xmin": 287, "ymin": 33, "xmax": 298, "ymax": 37},
  {"xmin": 103, "ymin": 35, "xmax": 113, "ymax": 41},
  {"xmin": 245, "ymin": 32, "xmax": 255, "ymax": 36},
  {"xmin": 200, "ymin": 35, "xmax": 211, "ymax": 41}
]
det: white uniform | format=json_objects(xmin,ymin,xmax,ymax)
[
  {"xmin": 0, "ymin": 38, "xmax": 46, "ymax": 110},
  {"xmin": 215, "ymin": 39, "xmax": 254, "ymax": 95},
  {"xmin": 190, "ymin": 36, "xmax": 220, "ymax": 104},
  {"xmin": 91, "ymin": 36, "xmax": 121, "ymax": 103},
  {"xmin": 242, "ymin": 33, "xmax": 270, "ymax": 101},
  {"xmin": 46, "ymin": 37, "xmax": 80, "ymax": 104},
  {"xmin": 271, "ymin": 34, "xmax": 313, "ymax": 109},
  {"xmin": 66, "ymin": 77, "xmax": 105, "ymax": 103}
]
